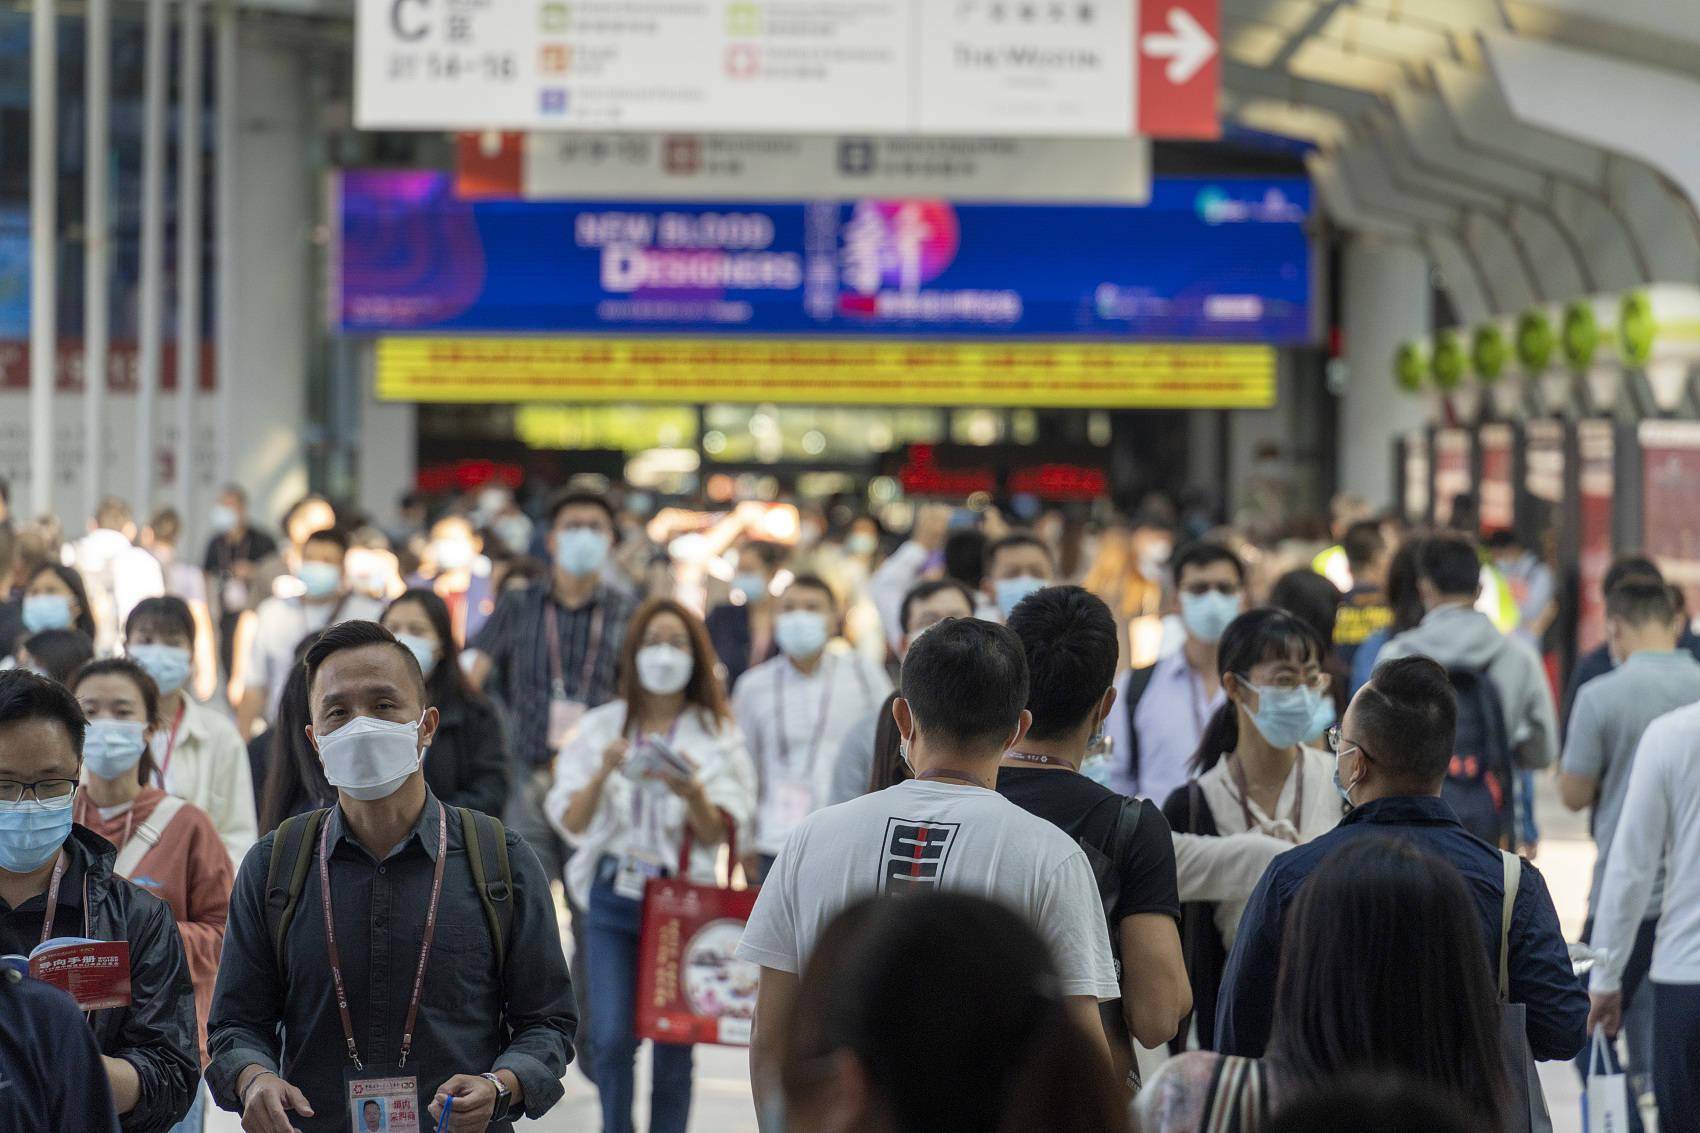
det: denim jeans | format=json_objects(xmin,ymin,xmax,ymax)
[
  {"xmin": 167, "ymin": 1081, "xmax": 206, "ymax": 1133},
  {"xmin": 585, "ymin": 859, "xmax": 694, "ymax": 1133}
]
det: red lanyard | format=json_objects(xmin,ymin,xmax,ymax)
[
  {"xmin": 37, "ymin": 852, "xmax": 90, "ymax": 946},
  {"xmin": 155, "ymin": 702, "xmax": 187, "ymax": 787},
  {"xmin": 628, "ymin": 716, "xmax": 683, "ymax": 837},
  {"xmin": 318, "ymin": 801, "xmax": 448, "ymax": 1071},
  {"xmin": 772, "ymin": 655, "xmax": 838, "ymax": 773},
  {"xmin": 72, "ymin": 796, "xmax": 136, "ymax": 867},
  {"xmin": 546, "ymin": 601, "xmax": 605, "ymax": 701}
]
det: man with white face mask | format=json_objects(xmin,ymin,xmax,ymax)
[
  {"xmin": 467, "ymin": 490, "xmax": 638, "ymax": 883},
  {"xmin": 207, "ymin": 620, "xmax": 577, "ymax": 1133},
  {"xmin": 731, "ymin": 575, "xmax": 891, "ymax": 882}
]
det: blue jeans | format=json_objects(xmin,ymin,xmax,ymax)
[
  {"xmin": 1517, "ymin": 769, "xmax": 1539, "ymax": 846},
  {"xmin": 585, "ymin": 861, "xmax": 694, "ymax": 1133},
  {"xmin": 168, "ymin": 1081, "xmax": 206, "ymax": 1132}
]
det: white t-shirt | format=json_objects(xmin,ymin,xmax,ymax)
[
  {"xmin": 731, "ymin": 649, "xmax": 893, "ymax": 855},
  {"xmin": 247, "ymin": 591, "xmax": 386, "ymax": 721},
  {"xmin": 736, "ymin": 779, "xmax": 1121, "ymax": 1001}
]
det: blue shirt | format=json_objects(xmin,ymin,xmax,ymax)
[
  {"xmin": 0, "ymin": 972, "xmax": 121, "ymax": 1133},
  {"xmin": 1214, "ymin": 795, "xmax": 1587, "ymax": 1062}
]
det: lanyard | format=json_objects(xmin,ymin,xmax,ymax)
[
  {"xmin": 627, "ymin": 716, "xmax": 683, "ymax": 842},
  {"xmin": 1004, "ymin": 751, "xmax": 1079, "ymax": 770},
  {"xmin": 37, "ymin": 852, "xmax": 90, "ymax": 947},
  {"xmin": 319, "ymin": 801, "xmax": 448, "ymax": 1071},
  {"xmin": 1227, "ymin": 753, "xmax": 1305, "ymax": 836},
  {"xmin": 72, "ymin": 797, "xmax": 136, "ymax": 868},
  {"xmin": 772, "ymin": 655, "xmax": 838, "ymax": 773},
  {"xmin": 155, "ymin": 701, "xmax": 187, "ymax": 787},
  {"xmin": 546, "ymin": 600, "xmax": 605, "ymax": 701}
]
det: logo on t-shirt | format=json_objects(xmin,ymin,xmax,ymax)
[{"xmin": 880, "ymin": 819, "xmax": 960, "ymax": 893}]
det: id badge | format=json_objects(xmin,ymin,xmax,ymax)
[
  {"xmin": 548, "ymin": 696, "xmax": 587, "ymax": 749},
  {"xmin": 613, "ymin": 851, "xmax": 666, "ymax": 901},
  {"xmin": 346, "ymin": 1070, "xmax": 421, "ymax": 1132},
  {"xmin": 774, "ymin": 779, "xmax": 815, "ymax": 830}
]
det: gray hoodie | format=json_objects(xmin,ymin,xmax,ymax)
[{"xmin": 1377, "ymin": 603, "xmax": 1560, "ymax": 770}]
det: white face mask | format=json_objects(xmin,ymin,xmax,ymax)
[
  {"xmin": 636, "ymin": 644, "xmax": 695, "ymax": 695},
  {"xmin": 315, "ymin": 713, "xmax": 426, "ymax": 802}
]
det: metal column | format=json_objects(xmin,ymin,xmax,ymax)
[
  {"xmin": 176, "ymin": 0, "xmax": 204, "ymax": 526},
  {"xmin": 135, "ymin": 0, "xmax": 169, "ymax": 512},
  {"xmin": 215, "ymin": 0, "xmax": 237, "ymax": 489},
  {"xmin": 30, "ymin": 0, "xmax": 57, "ymax": 518},
  {"xmin": 84, "ymin": 0, "xmax": 111, "ymax": 522}
]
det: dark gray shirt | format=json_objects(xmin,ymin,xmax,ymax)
[{"xmin": 206, "ymin": 792, "xmax": 577, "ymax": 1131}]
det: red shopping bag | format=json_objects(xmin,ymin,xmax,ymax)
[{"xmin": 635, "ymin": 830, "xmax": 760, "ymax": 1047}]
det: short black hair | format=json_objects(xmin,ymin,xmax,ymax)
[
  {"xmin": 1269, "ymin": 570, "xmax": 1342, "ymax": 647},
  {"xmin": 983, "ymin": 533, "xmax": 1054, "ymax": 576},
  {"xmin": 547, "ymin": 489, "xmax": 618, "ymax": 529},
  {"xmin": 126, "ymin": 595, "xmax": 197, "ymax": 648},
  {"xmin": 220, "ymin": 483, "xmax": 248, "ymax": 507},
  {"xmin": 21, "ymin": 630, "xmax": 95, "ymax": 686},
  {"xmin": 1170, "ymin": 540, "xmax": 1246, "ymax": 587},
  {"xmin": 0, "ymin": 669, "xmax": 89, "ymax": 758},
  {"xmin": 944, "ymin": 529, "xmax": 988, "ymax": 590},
  {"xmin": 1484, "ymin": 530, "xmax": 1521, "ymax": 552},
  {"xmin": 1415, "ymin": 535, "xmax": 1481, "ymax": 598},
  {"xmin": 1604, "ymin": 555, "xmax": 1662, "ymax": 596},
  {"xmin": 72, "ymin": 658, "xmax": 162, "ymax": 729},
  {"xmin": 1342, "ymin": 521, "xmax": 1385, "ymax": 573},
  {"xmin": 899, "ymin": 579, "xmax": 977, "ymax": 635},
  {"xmin": 1353, "ymin": 657, "xmax": 1458, "ymax": 788},
  {"xmin": 1606, "ymin": 580, "xmax": 1679, "ymax": 628},
  {"xmin": 303, "ymin": 620, "xmax": 425, "ymax": 702},
  {"xmin": 1007, "ymin": 587, "xmax": 1117, "ymax": 742},
  {"xmin": 303, "ymin": 527, "xmax": 352, "ymax": 556},
  {"xmin": 900, "ymin": 618, "xmax": 1029, "ymax": 747},
  {"xmin": 783, "ymin": 573, "xmax": 838, "ymax": 608}
]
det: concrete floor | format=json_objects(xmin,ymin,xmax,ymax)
[{"xmin": 207, "ymin": 773, "xmax": 1620, "ymax": 1132}]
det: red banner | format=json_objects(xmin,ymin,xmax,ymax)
[{"xmin": 0, "ymin": 341, "xmax": 217, "ymax": 393}]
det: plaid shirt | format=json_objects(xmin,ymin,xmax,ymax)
[{"xmin": 474, "ymin": 582, "xmax": 638, "ymax": 766}]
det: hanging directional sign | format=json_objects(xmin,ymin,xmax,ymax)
[{"xmin": 355, "ymin": 0, "xmax": 1220, "ymax": 139}]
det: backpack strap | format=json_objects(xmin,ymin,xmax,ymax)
[
  {"xmin": 264, "ymin": 809, "xmax": 327, "ymax": 974},
  {"xmin": 1121, "ymin": 663, "xmax": 1158, "ymax": 793},
  {"xmin": 1499, "ymin": 850, "xmax": 1520, "ymax": 1002},
  {"xmin": 458, "ymin": 807, "xmax": 514, "ymax": 981},
  {"xmin": 113, "ymin": 795, "xmax": 187, "ymax": 879}
]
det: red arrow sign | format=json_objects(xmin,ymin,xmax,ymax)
[{"xmin": 1138, "ymin": 0, "xmax": 1220, "ymax": 140}]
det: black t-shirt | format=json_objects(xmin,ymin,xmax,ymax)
[{"xmin": 995, "ymin": 767, "xmax": 1181, "ymax": 926}]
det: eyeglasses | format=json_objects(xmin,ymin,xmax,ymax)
[
  {"xmin": 1241, "ymin": 671, "xmax": 1332, "ymax": 694},
  {"xmin": 1324, "ymin": 727, "xmax": 1373, "ymax": 763},
  {"xmin": 0, "ymin": 779, "xmax": 78, "ymax": 804},
  {"xmin": 1181, "ymin": 582, "xmax": 1242, "ymax": 597}
]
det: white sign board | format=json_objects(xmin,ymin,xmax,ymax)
[
  {"xmin": 358, "ymin": 0, "xmax": 1143, "ymax": 136},
  {"xmin": 463, "ymin": 132, "xmax": 1152, "ymax": 203}
]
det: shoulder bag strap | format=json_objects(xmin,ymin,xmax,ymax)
[
  {"xmin": 112, "ymin": 796, "xmax": 188, "ymax": 879},
  {"xmin": 1499, "ymin": 850, "xmax": 1519, "ymax": 1002},
  {"xmin": 1123, "ymin": 664, "xmax": 1157, "ymax": 790}
]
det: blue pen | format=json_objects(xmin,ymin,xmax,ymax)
[{"xmin": 435, "ymin": 1095, "xmax": 453, "ymax": 1132}]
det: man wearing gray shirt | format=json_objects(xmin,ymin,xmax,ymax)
[{"xmin": 1560, "ymin": 579, "xmax": 1700, "ymax": 1094}]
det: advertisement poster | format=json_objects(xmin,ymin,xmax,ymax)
[
  {"xmin": 1432, "ymin": 429, "xmax": 1474, "ymax": 530},
  {"xmin": 337, "ymin": 172, "xmax": 1312, "ymax": 344},
  {"xmin": 1640, "ymin": 420, "xmax": 1700, "ymax": 621},
  {"xmin": 1576, "ymin": 420, "xmax": 1616, "ymax": 656},
  {"xmin": 1479, "ymin": 423, "xmax": 1516, "ymax": 534},
  {"xmin": 356, "ymin": 0, "xmax": 1140, "ymax": 136}
]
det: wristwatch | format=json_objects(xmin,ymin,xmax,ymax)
[{"xmin": 481, "ymin": 1072, "xmax": 513, "ymax": 1120}]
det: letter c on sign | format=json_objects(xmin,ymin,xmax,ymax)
[{"xmin": 392, "ymin": 0, "xmax": 428, "ymax": 41}]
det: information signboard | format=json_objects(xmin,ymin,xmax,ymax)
[{"xmin": 1640, "ymin": 420, "xmax": 1700, "ymax": 622}]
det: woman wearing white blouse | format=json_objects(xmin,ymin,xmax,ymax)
[{"xmin": 547, "ymin": 597, "xmax": 756, "ymax": 1133}]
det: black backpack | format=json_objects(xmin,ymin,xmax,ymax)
[{"xmin": 1443, "ymin": 666, "xmax": 1517, "ymax": 848}]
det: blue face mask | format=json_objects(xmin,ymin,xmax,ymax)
[
  {"xmin": 128, "ymin": 644, "xmax": 192, "ymax": 696},
  {"xmin": 553, "ymin": 528, "xmax": 611, "ymax": 577},
  {"xmin": 1244, "ymin": 683, "xmax": 1330, "ymax": 749},
  {"xmin": 1180, "ymin": 591, "xmax": 1241, "ymax": 644},
  {"xmin": 732, "ymin": 573, "xmax": 769, "ymax": 602},
  {"xmin": 994, "ymin": 576, "xmax": 1047, "ymax": 618},
  {"xmin": 83, "ymin": 720, "xmax": 150, "ymax": 780},
  {"xmin": 22, "ymin": 594, "xmax": 73, "ymax": 634},
  {"xmin": 775, "ymin": 610, "xmax": 830, "ymax": 659},
  {"xmin": 209, "ymin": 504, "xmax": 238, "ymax": 535},
  {"xmin": 0, "ymin": 796, "xmax": 75, "ymax": 874},
  {"xmin": 395, "ymin": 632, "xmax": 439, "ymax": 676},
  {"xmin": 297, "ymin": 561, "xmax": 343, "ymax": 600}
]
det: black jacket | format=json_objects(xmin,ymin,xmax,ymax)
[
  {"xmin": 423, "ymin": 690, "xmax": 512, "ymax": 817},
  {"xmin": 67, "ymin": 825, "xmax": 200, "ymax": 1133}
]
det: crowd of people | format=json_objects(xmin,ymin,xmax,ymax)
[{"xmin": 0, "ymin": 473, "xmax": 1695, "ymax": 1133}]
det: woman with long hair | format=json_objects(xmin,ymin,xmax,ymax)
[
  {"xmin": 125, "ymin": 596, "xmax": 258, "ymax": 864},
  {"xmin": 1135, "ymin": 837, "xmax": 1511, "ymax": 1133},
  {"xmin": 381, "ymin": 588, "xmax": 510, "ymax": 816},
  {"xmin": 21, "ymin": 562, "xmax": 99, "ymax": 642},
  {"xmin": 1161, "ymin": 607, "xmax": 1342, "ymax": 1051},
  {"xmin": 546, "ymin": 597, "xmax": 756, "ymax": 1133},
  {"xmin": 254, "ymin": 633, "xmax": 334, "ymax": 834},
  {"xmin": 782, "ymin": 892, "xmax": 1130, "ymax": 1133},
  {"xmin": 70, "ymin": 658, "xmax": 234, "ymax": 1133}
]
